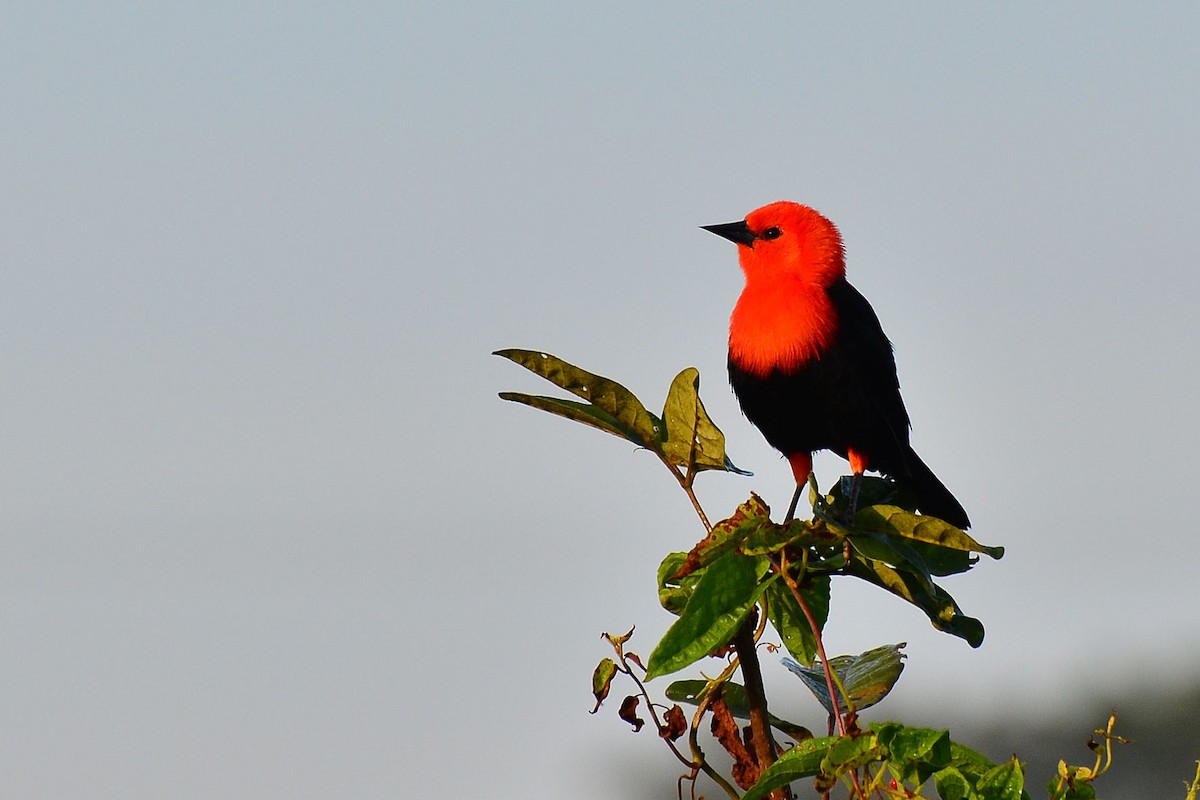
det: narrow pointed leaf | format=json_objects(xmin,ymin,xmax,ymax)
[
  {"xmin": 645, "ymin": 552, "xmax": 771, "ymax": 680},
  {"xmin": 494, "ymin": 349, "xmax": 660, "ymax": 449},
  {"xmin": 896, "ymin": 537, "xmax": 979, "ymax": 577},
  {"xmin": 783, "ymin": 643, "xmax": 906, "ymax": 716},
  {"xmin": 849, "ymin": 528, "xmax": 977, "ymax": 580},
  {"xmin": 724, "ymin": 454, "xmax": 753, "ymax": 476},
  {"xmin": 498, "ymin": 392, "xmax": 650, "ymax": 446},
  {"xmin": 847, "ymin": 532, "xmax": 935, "ymax": 579},
  {"xmin": 854, "ymin": 504, "xmax": 1004, "ymax": 560}
]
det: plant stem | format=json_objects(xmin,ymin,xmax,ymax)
[
  {"xmin": 777, "ymin": 554, "xmax": 849, "ymax": 737},
  {"xmin": 731, "ymin": 618, "xmax": 793, "ymax": 800},
  {"xmin": 1186, "ymin": 760, "xmax": 1200, "ymax": 800},
  {"xmin": 615, "ymin": 640, "xmax": 741, "ymax": 799},
  {"xmin": 672, "ymin": 467, "xmax": 712, "ymax": 531}
]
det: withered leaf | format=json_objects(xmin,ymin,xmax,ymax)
[
  {"xmin": 658, "ymin": 704, "xmax": 687, "ymax": 742},
  {"xmin": 590, "ymin": 658, "xmax": 617, "ymax": 713},
  {"xmin": 673, "ymin": 494, "xmax": 771, "ymax": 580},
  {"xmin": 618, "ymin": 695, "xmax": 645, "ymax": 732},
  {"xmin": 710, "ymin": 694, "xmax": 760, "ymax": 789}
]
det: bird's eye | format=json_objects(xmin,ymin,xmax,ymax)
[{"xmin": 761, "ymin": 227, "xmax": 782, "ymax": 240}]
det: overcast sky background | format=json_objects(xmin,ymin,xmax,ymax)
[{"xmin": 3, "ymin": 3, "xmax": 1198, "ymax": 798}]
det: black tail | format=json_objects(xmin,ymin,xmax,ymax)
[{"xmin": 900, "ymin": 449, "xmax": 970, "ymax": 529}]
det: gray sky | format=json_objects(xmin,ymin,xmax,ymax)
[{"xmin": 4, "ymin": 3, "xmax": 1198, "ymax": 797}]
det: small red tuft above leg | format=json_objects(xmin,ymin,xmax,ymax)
[
  {"xmin": 845, "ymin": 447, "xmax": 870, "ymax": 523},
  {"xmin": 787, "ymin": 451, "xmax": 813, "ymax": 485},
  {"xmin": 847, "ymin": 447, "xmax": 869, "ymax": 476}
]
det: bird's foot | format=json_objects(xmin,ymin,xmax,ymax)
[{"xmin": 841, "ymin": 472, "xmax": 863, "ymax": 524}]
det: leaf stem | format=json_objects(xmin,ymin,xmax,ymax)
[
  {"xmin": 609, "ymin": 628, "xmax": 739, "ymax": 796},
  {"xmin": 776, "ymin": 552, "xmax": 850, "ymax": 737},
  {"xmin": 669, "ymin": 463, "xmax": 712, "ymax": 531}
]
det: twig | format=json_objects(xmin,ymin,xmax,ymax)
[
  {"xmin": 666, "ymin": 462, "xmax": 712, "ymax": 532},
  {"xmin": 732, "ymin": 620, "xmax": 778, "ymax": 764}
]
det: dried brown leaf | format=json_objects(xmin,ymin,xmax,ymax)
[{"xmin": 710, "ymin": 695, "xmax": 759, "ymax": 789}]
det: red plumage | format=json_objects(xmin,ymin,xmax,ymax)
[{"xmin": 704, "ymin": 201, "xmax": 970, "ymax": 529}]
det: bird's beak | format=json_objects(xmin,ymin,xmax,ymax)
[{"xmin": 701, "ymin": 220, "xmax": 757, "ymax": 247}]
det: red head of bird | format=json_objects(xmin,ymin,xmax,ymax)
[{"xmin": 705, "ymin": 201, "xmax": 847, "ymax": 378}]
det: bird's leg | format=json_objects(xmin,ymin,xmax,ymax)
[
  {"xmin": 784, "ymin": 482, "xmax": 803, "ymax": 523},
  {"xmin": 842, "ymin": 473, "xmax": 862, "ymax": 564},
  {"xmin": 843, "ymin": 450, "xmax": 869, "ymax": 563},
  {"xmin": 847, "ymin": 473, "xmax": 863, "ymax": 520},
  {"xmin": 784, "ymin": 452, "xmax": 814, "ymax": 523}
]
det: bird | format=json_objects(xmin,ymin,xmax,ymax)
[{"xmin": 702, "ymin": 201, "xmax": 970, "ymax": 529}]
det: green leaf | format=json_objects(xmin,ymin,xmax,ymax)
[
  {"xmin": 854, "ymin": 504, "xmax": 1004, "ymax": 560},
  {"xmin": 847, "ymin": 532, "xmax": 936, "ymax": 581},
  {"xmin": 783, "ymin": 643, "xmax": 906, "ymax": 716},
  {"xmin": 1048, "ymin": 777, "xmax": 1097, "ymax": 800},
  {"xmin": 672, "ymin": 494, "xmax": 770, "ymax": 580},
  {"xmin": 849, "ymin": 528, "xmax": 978, "ymax": 582},
  {"xmin": 848, "ymin": 558, "xmax": 985, "ymax": 647},
  {"xmin": 895, "ymin": 537, "xmax": 978, "ymax": 577},
  {"xmin": 949, "ymin": 741, "xmax": 1003, "ymax": 779},
  {"xmin": 590, "ymin": 658, "xmax": 617, "ymax": 712},
  {"xmin": 891, "ymin": 725, "xmax": 951, "ymax": 766},
  {"xmin": 976, "ymin": 757, "xmax": 1025, "ymax": 800},
  {"xmin": 741, "ymin": 735, "xmax": 842, "ymax": 800},
  {"xmin": 741, "ymin": 517, "xmax": 841, "ymax": 556},
  {"xmin": 645, "ymin": 552, "xmax": 771, "ymax": 680},
  {"xmin": 827, "ymin": 475, "xmax": 919, "ymax": 514},
  {"xmin": 665, "ymin": 680, "xmax": 813, "ymax": 741},
  {"xmin": 822, "ymin": 731, "xmax": 882, "ymax": 773},
  {"xmin": 763, "ymin": 577, "xmax": 829, "ymax": 665},
  {"xmin": 1048, "ymin": 761, "xmax": 1100, "ymax": 800},
  {"xmin": 656, "ymin": 551, "xmax": 695, "ymax": 615},
  {"xmin": 873, "ymin": 722, "xmax": 952, "ymax": 785},
  {"xmin": 498, "ymin": 392, "xmax": 655, "ymax": 449},
  {"xmin": 496, "ymin": 350, "xmax": 752, "ymax": 475},
  {"xmin": 934, "ymin": 766, "xmax": 978, "ymax": 800},
  {"xmin": 660, "ymin": 367, "xmax": 729, "ymax": 473},
  {"xmin": 494, "ymin": 349, "xmax": 661, "ymax": 449}
]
